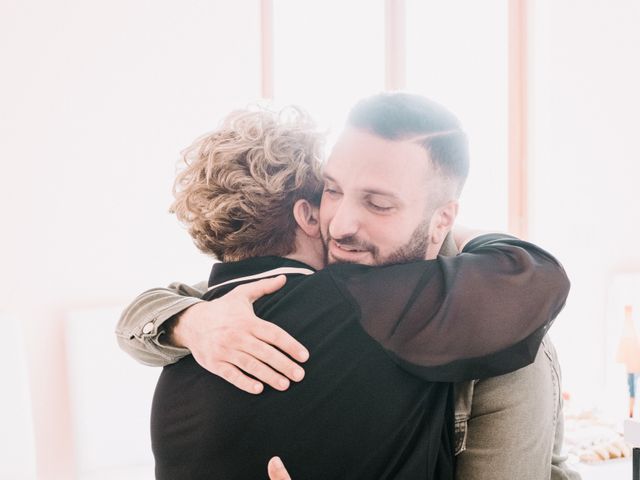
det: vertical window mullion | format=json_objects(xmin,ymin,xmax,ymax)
[
  {"xmin": 508, "ymin": 0, "xmax": 529, "ymax": 238},
  {"xmin": 385, "ymin": 0, "xmax": 406, "ymax": 90}
]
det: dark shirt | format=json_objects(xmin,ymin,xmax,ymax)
[{"xmin": 151, "ymin": 234, "xmax": 570, "ymax": 479}]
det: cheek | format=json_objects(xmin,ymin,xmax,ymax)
[
  {"xmin": 318, "ymin": 198, "xmax": 334, "ymax": 232},
  {"xmin": 367, "ymin": 216, "xmax": 415, "ymax": 250}
]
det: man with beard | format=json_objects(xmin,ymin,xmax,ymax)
[{"xmin": 117, "ymin": 94, "xmax": 575, "ymax": 479}]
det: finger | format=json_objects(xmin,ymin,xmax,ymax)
[
  {"xmin": 232, "ymin": 275, "xmax": 287, "ymax": 303},
  {"xmin": 203, "ymin": 360, "xmax": 264, "ymax": 395},
  {"xmin": 253, "ymin": 321, "xmax": 309, "ymax": 363},
  {"xmin": 242, "ymin": 338, "xmax": 305, "ymax": 382},
  {"xmin": 229, "ymin": 350, "xmax": 291, "ymax": 391},
  {"xmin": 268, "ymin": 457, "xmax": 291, "ymax": 480}
]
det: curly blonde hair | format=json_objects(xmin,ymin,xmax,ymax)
[{"xmin": 170, "ymin": 107, "xmax": 324, "ymax": 262}]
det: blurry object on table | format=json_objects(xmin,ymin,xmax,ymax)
[{"xmin": 615, "ymin": 305, "xmax": 640, "ymax": 418}]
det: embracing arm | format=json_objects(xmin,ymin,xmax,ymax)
[
  {"xmin": 332, "ymin": 233, "xmax": 571, "ymax": 382},
  {"xmin": 115, "ymin": 281, "xmax": 206, "ymax": 366},
  {"xmin": 115, "ymin": 276, "xmax": 309, "ymax": 393}
]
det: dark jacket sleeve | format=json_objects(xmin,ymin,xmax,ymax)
[{"xmin": 329, "ymin": 234, "xmax": 570, "ymax": 382}]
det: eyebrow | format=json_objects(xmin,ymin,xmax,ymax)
[{"xmin": 322, "ymin": 173, "xmax": 401, "ymax": 200}]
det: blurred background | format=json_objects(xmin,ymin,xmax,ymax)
[{"xmin": 1, "ymin": 0, "xmax": 639, "ymax": 478}]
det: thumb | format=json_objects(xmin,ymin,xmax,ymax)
[
  {"xmin": 267, "ymin": 456, "xmax": 291, "ymax": 480},
  {"xmin": 233, "ymin": 275, "xmax": 287, "ymax": 303}
]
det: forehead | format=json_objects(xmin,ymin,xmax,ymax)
[{"xmin": 324, "ymin": 128, "xmax": 431, "ymax": 197}]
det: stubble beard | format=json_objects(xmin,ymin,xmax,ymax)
[
  {"xmin": 377, "ymin": 217, "xmax": 430, "ymax": 266},
  {"xmin": 322, "ymin": 217, "xmax": 431, "ymax": 266}
]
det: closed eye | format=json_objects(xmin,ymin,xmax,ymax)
[
  {"xmin": 323, "ymin": 187, "xmax": 342, "ymax": 197},
  {"xmin": 367, "ymin": 202, "xmax": 394, "ymax": 212}
]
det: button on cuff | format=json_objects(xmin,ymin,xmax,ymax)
[{"xmin": 142, "ymin": 321, "xmax": 155, "ymax": 335}]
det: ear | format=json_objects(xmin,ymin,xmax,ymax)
[
  {"xmin": 428, "ymin": 200, "xmax": 458, "ymax": 245},
  {"xmin": 293, "ymin": 199, "xmax": 321, "ymax": 238}
]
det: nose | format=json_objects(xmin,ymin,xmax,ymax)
[{"xmin": 328, "ymin": 197, "xmax": 359, "ymax": 240}]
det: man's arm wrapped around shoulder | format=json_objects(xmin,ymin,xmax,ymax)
[
  {"xmin": 332, "ymin": 233, "xmax": 571, "ymax": 382},
  {"xmin": 115, "ymin": 276, "xmax": 309, "ymax": 394},
  {"xmin": 115, "ymin": 282, "xmax": 206, "ymax": 366}
]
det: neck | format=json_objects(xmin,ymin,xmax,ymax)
[
  {"xmin": 437, "ymin": 232, "xmax": 458, "ymax": 256},
  {"xmin": 287, "ymin": 232, "xmax": 325, "ymax": 270},
  {"xmin": 285, "ymin": 251, "xmax": 323, "ymax": 271}
]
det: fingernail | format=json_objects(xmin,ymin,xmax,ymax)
[
  {"xmin": 299, "ymin": 349, "xmax": 309, "ymax": 361},
  {"xmin": 293, "ymin": 368, "xmax": 305, "ymax": 381},
  {"xmin": 279, "ymin": 378, "xmax": 290, "ymax": 389},
  {"xmin": 254, "ymin": 383, "xmax": 263, "ymax": 393},
  {"xmin": 272, "ymin": 457, "xmax": 283, "ymax": 468}
]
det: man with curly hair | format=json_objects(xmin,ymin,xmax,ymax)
[{"xmin": 117, "ymin": 94, "xmax": 576, "ymax": 479}]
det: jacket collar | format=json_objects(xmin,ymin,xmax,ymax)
[{"xmin": 208, "ymin": 256, "xmax": 316, "ymax": 293}]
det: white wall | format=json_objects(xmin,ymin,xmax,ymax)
[
  {"xmin": 529, "ymin": 0, "xmax": 640, "ymax": 407},
  {"xmin": 0, "ymin": 1, "xmax": 261, "ymax": 477},
  {"xmin": 0, "ymin": 0, "xmax": 261, "ymax": 308}
]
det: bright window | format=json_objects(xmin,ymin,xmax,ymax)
[
  {"xmin": 406, "ymin": 0, "xmax": 509, "ymax": 231},
  {"xmin": 273, "ymin": 0, "xmax": 385, "ymax": 139}
]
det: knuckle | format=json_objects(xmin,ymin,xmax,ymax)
[
  {"xmin": 212, "ymin": 340, "xmax": 227, "ymax": 353},
  {"xmin": 220, "ymin": 329, "xmax": 235, "ymax": 343},
  {"xmin": 209, "ymin": 363, "xmax": 227, "ymax": 377},
  {"xmin": 225, "ymin": 369, "xmax": 241, "ymax": 384},
  {"xmin": 221, "ymin": 328, "xmax": 242, "ymax": 345},
  {"xmin": 243, "ymin": 358, "xmax": 262, "ymax": 374},
  {"xmin": 216, "ymin": 363, "xmax": 237, "ymax": 380},
  {"xmin": 249, "ymin": 340, "xmax": 270, "ymax": 358},
  {"xmin": 234, "ymin": 354, "xmax": 249, "ymax": 369},
  {"xmin": 248, "ymin": 316, "xmax": 267, "ymax": 330},
  {"xmin": 216, "ymin": 364, "xmax": 232, "ymax": 380},
  {"xmin": 259, "ymin": 324, "xmax": 280, "ymax": 342},
  {"xmin": 271, "ymin": 326, "xmax": 291, "ymax": 343},
  {"xmin": 209, "ymin": 345, "xmax": 225, "ymax": 361}
]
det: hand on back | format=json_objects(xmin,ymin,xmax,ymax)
[{"xmin": 170, "ymin": 275, "xmax": 309, "ymax": 394}]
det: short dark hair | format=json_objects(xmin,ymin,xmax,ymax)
[{"xmin": 347, "ymin": 92, "xmax": 470, "ymax": 196}]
